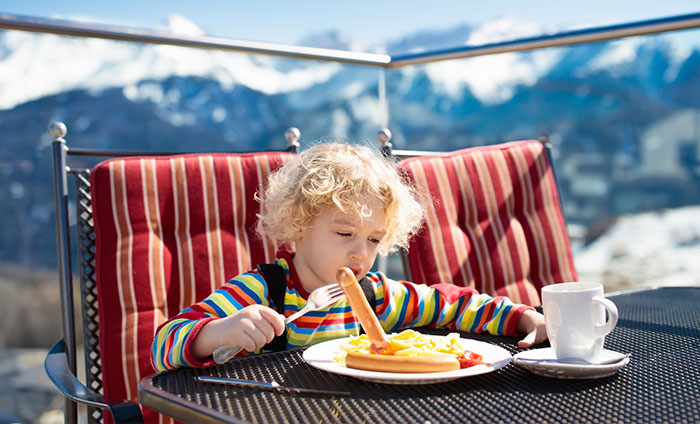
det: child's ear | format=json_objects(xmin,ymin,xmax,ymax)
[{"xmin": 290, "ymin": 229, "xmax": 303, "ymax": 241}]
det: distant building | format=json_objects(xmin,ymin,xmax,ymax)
[
  {"xmin": 558, "ymin": 152, "xmax": 612, "ymax": 224},
  {"xmin": 640, "ymin": 109, "xmax": 700, "ymax": 179},
  {"xmin": 612, "ymin": 109, "xmax": 700, "ymax": 215}
]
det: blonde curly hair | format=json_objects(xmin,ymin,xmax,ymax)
[{"xmin": 257, "ymin": 142, "xmax": 424, "ymax": 255}]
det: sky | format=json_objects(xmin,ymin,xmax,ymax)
[{"xmin": 2, "ymin": 1, "xmax": 699, "ymax": 48}]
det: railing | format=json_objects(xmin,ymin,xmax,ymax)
[
  {"xmin": 2, "ymin": 12, "xmax": 700, "ymax": 67},
  {"xmin": 3, "ymin": 11, "xmax": 698, "ymax": 130}
]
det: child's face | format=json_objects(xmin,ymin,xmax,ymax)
[{"xmin": 293, "ymin": 197, "xmax": 387, "ymax": 292}]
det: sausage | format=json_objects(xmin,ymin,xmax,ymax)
[
  {"xmin": 345, "ymin": 350, "xmax": 460, "ymax": 373},
  {"xmin": 336, "ymin": 267, "xmax": 390, "ymax": 353}
]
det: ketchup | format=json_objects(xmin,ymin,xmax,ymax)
[{"xmin": 457, "ymin": 350, "xmax": 485, "ymax": 368}]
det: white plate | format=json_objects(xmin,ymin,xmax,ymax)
[
  {"xmin": 302, "ymin": 335, "xmax": 511, "ymax": 385},
  {"xmin": 513, "ymin": 348, "xmax": 630, "ymax": 379}
]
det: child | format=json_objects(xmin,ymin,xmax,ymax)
[{"xmin": 152, "ymin": 142, "xmax": 547, "ymax": 371}]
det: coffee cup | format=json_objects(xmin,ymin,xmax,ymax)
[{"xmin": 541, "ymin": 282, "xmax": 619, "ymax": 363}]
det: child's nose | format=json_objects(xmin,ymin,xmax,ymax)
[{"xmin": 348, "ymin": 240, "xmax": 367, "ymax": 261}]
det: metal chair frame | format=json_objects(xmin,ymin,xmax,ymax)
[{"xmin": 46, "ymin": 122, "xmax": 298, "ymax": 423}]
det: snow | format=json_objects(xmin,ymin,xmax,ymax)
[
  {"xmin": 464, "ymin": 15, "xmax": 554, "ymax": 46},
  {"xmin": 1, "ymin": 13, "xmax": 699, "ymax": 109},
  {"xmin": 419, "ymin": 16, "xmax": 563, "ymax": 104},
  {"xmin": 0, "ymin": 16, "xmax": 339, "ymax": 110},
  {"xmin": 424, "ymin": 48, "xmax": 561, "ymax": 104},
  {"xmin": 585, "ymin": 38, "xmax": 644, "ymax": 75},
  {"xmin": 574, "ymin": 206, "xmax": 700, "ymax": 292}
]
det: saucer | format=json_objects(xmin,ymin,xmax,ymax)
[{"xmin": 513, "ymin": 348, "xmax": 630, "ymax": 379}]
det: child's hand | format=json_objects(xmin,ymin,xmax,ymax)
[
  {"xmin": 218, "ymin": 305, "xmax": 286, "ymax": 352},
  {"xmin": 192, "ymin": 305, "xmax": 285, "ymax": 360},
  {"xmin": 515, "ymin": 309, "xmax": 548, "ymax": 348}
]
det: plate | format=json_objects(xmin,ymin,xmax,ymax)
[
  {"xmin": 513, "ymin": 348, "xmax": 630, "ymax": 379},
  {"xmin": 302, "ymin": 335, "xmax": 511, "ymax": 385}
]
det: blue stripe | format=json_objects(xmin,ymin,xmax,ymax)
[
  {"xmin": 203, "ymin": 298, "xmax": 226, "ymax": 317},
  {"xmin": 217, "ymin": 289, "xmax": 244, "ymax": 310},
  {"xmin": 496, "ymin": 303, "xmax": 510, "ymax": 334},
  {"xmin": 411, "ymin": 289, "xmax": 426, "ymax": 327},
  {"xmin": 469, "ymin": 298, "xmax": 484, "ymax": 332},
  {"xmin": 301, "ymin": 305, "xmax": 353, "ymax": 317},
  {"xmin": 289, "ymin": 321, "xmax": 360, "ymax": 335},
  {"xmin": 169, "ymin": 323, "xmax": 191, "ymax": 366},
  {"xmin": 245, "ymin": 274, "xmax": 268, "ymax": 304},
  {"xmin": 394, "ymin": 286, "xmax": 410, "ymax": 327},
  {"xmin": 286, "ymin": 287, "xmax": 304, "ymax": 300},
  {"xmin": 431, "ymin": 292, "xmax": 441, "ymax": 326}
]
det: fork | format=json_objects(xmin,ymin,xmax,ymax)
[{"xmin": 213, "ymin": 282, "xmax": 345, "ymax": 364}]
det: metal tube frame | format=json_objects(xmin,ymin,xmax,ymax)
[
  {"xmin": 388, "ymin": 12, "xmax": 700, "ymax": 67},
  {"xmin": 1, "ymin": 12, "xmax": 699, "ymax": 68},
  {"xmin": 51, "ymin": 136, "xmax": 77, "ymax": 424}
]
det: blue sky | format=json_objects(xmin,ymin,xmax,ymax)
[{"xmin": 2, "ymin": 1, "xmax": 699, "ymax": 46}]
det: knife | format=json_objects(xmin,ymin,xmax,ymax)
[
  {"xmin": 516, "ymin": 353, "xmax": 630, "ymax": 366},
  {"xmin": 196, "ymin": 376, "xmax": 350, "ymax": 396}
]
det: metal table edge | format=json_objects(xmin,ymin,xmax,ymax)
[
  {"xmin": 139, "ymin": 372, "xmax": 248, "ymax": 424},
  {"xmin": 606, "ymin": 284, "xmax": 699, "ymax": 297}
]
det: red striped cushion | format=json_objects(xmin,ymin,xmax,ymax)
[
  {"xmin": 399, "ymin": 140, "xmax": 577, "ymax": 306},
  {"xmin": 90, "ymin": 152, "xmax": 294, "ymax": 423}
]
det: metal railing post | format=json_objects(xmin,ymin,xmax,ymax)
[
  {"xmin": 50, "ymin": 122, "xmax": 77, "ymax": 424},
  {"xmin": 378, "ymin": 68, "xmax": 389, "ymax": 129}
]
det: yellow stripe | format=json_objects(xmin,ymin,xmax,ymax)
[
  {"xmin": 255, "ymin": 155, "xmax": 277, "ymax": 262},
  {"xmin": 171, "ymin": 157, "xmax": 196, "ymax": 311},
  {"xmin": 490, "ymin": 150, "xmax": 519, "ymax": 301},
  {"xmin": 409, "ymin": 160, "xmax": 449, "ymax": 284},
  {"xmin": 529, "ymin": 144, "xmax": 570, "ymax": 280},
  {"xmin": 510, "ymin": 146, "xmax": 542, "ymax": 305},
  {"xmin": 434, "ymin": 158, "xmax": 473, "ymax": 286},
  {"xmin": 453, "ymin": 156, "xmax": 489, "ymax": 291},
  {"xmin": 473, "ymin": 151, "xmax": 511, "ymax": 298},
  {"xmin": 200, "ymin": 156, "xmax": 224, "ymax": 292},
  {"xmin": 227, "ymin": 156, "xmax": 249, "ymax": 274},
  {"xmin": 109, "ymin": 160, "xmax": 139, "ymax": 399},
  {"xmin": 142, "ymin": 159, "xmax": 167, "ymax": 326}
]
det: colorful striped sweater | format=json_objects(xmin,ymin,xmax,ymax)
[{"xmin": 152, "ymin": 251, "xmax": 533, "ymax": 371}]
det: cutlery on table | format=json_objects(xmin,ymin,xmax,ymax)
[
  {"xmin": 196, "ymin": 376, "xmax": 350, "ymax": 396},
  {"xmin": 213, "ymin": 282, "xmax": 345, "ymax": 364},
  {"xmin": 517, "ymin": 352, "xmax": 631, "ymax": 366}
]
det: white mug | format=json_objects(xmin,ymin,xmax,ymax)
[{"xmin": 541, "ymin": 282, "xmax": 619, "ymax": 363}]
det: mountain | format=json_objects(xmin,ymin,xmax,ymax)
[
  {"xmin": 1, "ymin": 15, "xmax": 700, "ymax": 271},
  {"xmin": 575, "ymin": 205, "xmax": 700, "ymax": 290}
]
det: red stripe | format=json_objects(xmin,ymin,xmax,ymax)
[
  {"xmin": 473, "ymin": 299, "xmax": 496, "ymax": 333},
  {"xmin": 113, "ymin": 160, "xmax": 140, "ymax": 399},
  {"xmin": 293, "ymin": 315, "xmax": 359, "ymax": 327},
  {"xmin": 398, "ymin": 140, "xmax": 576, "ymax": 306},
  {"xmin": 91, "ymin": 151, "xmax": 295, "ymax": 422}
]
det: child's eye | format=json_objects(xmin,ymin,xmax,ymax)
[
  {"xmin": 336, "ymin": 232, "xmax": 352, "ymax": 237},
  {"xmin": 369, "ymin": 238, "xmax": 381, "ymax": 244}
]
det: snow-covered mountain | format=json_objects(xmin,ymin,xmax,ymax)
[
  {"xmin": 575, "ymin": 205, "xmax": 700, "ymax": 291},
  {"xmin": 1, "ymin": 14, "xmax": 700, "ymax": 277},
  {"xmin": 3, "ymin": 14, "xmax": 698, "ymax": 111},
  {"xmin": 0, "ymin": 15, "xmax": 341, "ymax": 110}
]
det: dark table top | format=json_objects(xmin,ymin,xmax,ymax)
[{"xmin": 139, "ymin": 286, "xmax": 700, "ymax": 423}]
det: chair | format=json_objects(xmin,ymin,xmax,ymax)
[
  {"xmin": 45, "ymin": 121, "xmax": 297, "ymax": 423},
  {"xmin": 395, "ymin": 138, "xmax": 577, "ymax": 306}
]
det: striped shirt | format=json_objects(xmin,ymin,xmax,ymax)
[{"xmin": 152, "ymin": 251, "xmax": 533, "ymax": 371}]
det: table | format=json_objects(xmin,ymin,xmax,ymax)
[{"xmin": 139, "ymin": 287, "xmax": 700, "ymax": 423}]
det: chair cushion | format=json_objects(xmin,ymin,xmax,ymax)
[
  {"xmin": 399, "ymin": 140, "xmax": 577, "ymax": 306},
  {"xmin": 90, "ymin": 151, "xmax": 294, "ymax": 422}
]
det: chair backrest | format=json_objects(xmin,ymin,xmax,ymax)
[
  {"xmin": 398, "ymin": 140, "xmax": 577, "ymax": 306},
  {"xmin": 88, "ymin": 151, "xmax": 294, "ymax": 422}
]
